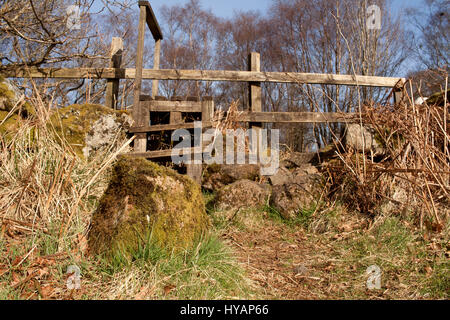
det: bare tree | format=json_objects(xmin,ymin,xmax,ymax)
[
  {"xmin": 407, "ymin": 0, "xmax": 449, "ymax": 97},
  {"xmin": 0, "ymin": 0, "xmax": 135, "ymax": 106},
  {"xmin": 158, "ymin": 0, "xmax": 216, "ymax": 99}
]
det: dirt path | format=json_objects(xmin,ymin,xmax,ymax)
[{"xmin": 221, "ymin": 218, "xmax": 330, "ymax": 299}]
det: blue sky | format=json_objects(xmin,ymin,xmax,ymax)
[{"xmin": 145, "ymin": 0, "xmax": 426, "ymax": 19}]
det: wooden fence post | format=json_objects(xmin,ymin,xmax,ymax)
[
  {"xmin": 105, "ymin": 37, "xmax": 123, "ymax": 109},
  {"xmin": 186, "ymin": 97, "xmax": 213, "ymax": 185},
  {"xmin": 393, "ymin": 79, "xmax": 406, "ymax": 106},
  {"xmin": 202, "ymin": 96, "xmax": 214, "ymax": 123},
  {"xmin": 152, "ymin": 39, "xmax": 161, "ymax": 98},
  {"xmin": 248, "ymin": 52, "xmax": 262, "ymax": 158},
  {"xmin": 133, "ymin": 4, "xmax": 148, "ymax": 153}
]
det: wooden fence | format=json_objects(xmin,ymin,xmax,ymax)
[{"xmin": 1, "ymin": 1, "xmax": 407, "ymax": 183}]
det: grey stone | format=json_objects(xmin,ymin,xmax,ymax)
[
  {"xmin": 202, "ymin": 164, "xmax": 260, "ymax": 191},
  {"xmin": 269, "ymin": 167, "xmax": 293, "ymax": 186},
  {"xmin": 270, "ymin": 183, "xmax": 316, "ymax": 220},
  {"xmin": 345, "ymin": 123, "xmax": 384, "ymax": 154},
  {"xmin": 215, "ymin": 179, "xmax": 271, "ymax": 211}
]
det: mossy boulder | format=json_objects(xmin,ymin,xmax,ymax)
[
  {"xmin": 88, "ymin": 156, "xmax": 211, "ymax": 260},
  {"xmin": 49, "ymin": 104, "xmax": 132, "ymax": 159}
]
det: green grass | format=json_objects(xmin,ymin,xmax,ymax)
[
  {"xmin": 426, "ymin": 260, "xmax": 450, "ymax": 298},
  {"xmin": 314, "ymin": 214, "xmax": 448, "ymax": 299},
  {"xmin": 98, "ymin": 231, "xmax": 252, "ymax": 299},
  {"xmin": 263, "ymin": 204, "xmax": 318, "ymax": 229}
]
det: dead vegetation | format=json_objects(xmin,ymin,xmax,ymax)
[{"xmin": 323, "ymin": 84, "xmax": 449, "ymax": 231}]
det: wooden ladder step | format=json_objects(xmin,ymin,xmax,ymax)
[
  {"xmin": 130, "ymin": 121, "xmax": 213, "ymax": 133},
  {"xmin": 141, "ymin": 100, "xmax": 202, "ymax": 112},
  {"xmin": 128, "ymin": 147, "xmax": 204, "ymax": 159}
]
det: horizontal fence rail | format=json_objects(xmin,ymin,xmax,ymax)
[
  {"xmin": 2, "ymin": 68, "xmax": 406, "ymax": 87},
  {"xmin": 238, "ymin": 112, "xmax": 357, "ymax": 123}
]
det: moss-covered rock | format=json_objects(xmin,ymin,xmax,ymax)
[
  {"xmin": 88, "ymin": 156, "xmax": 210, "ymax": 260},
  {"xmin": 49, "ymin": 104, "xmax": 132, "ymax": 159}
]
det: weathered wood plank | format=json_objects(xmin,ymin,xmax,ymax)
[
  {"xmin": 152, "ymin": 39, "xmax": 161, "ymax": 97},
  {"xmin": 133, "ymin": 5, "xmax": 148, "ymax": 153},
  {"xmin": 186, "ymin": 160, "xmax": 203, "ymax": 184},
  {"xmin": 105, "ymin": 37, "xmax": 123, "ymax": 109},
  {"xmin": 138, "ymin": 70, "xmax": 405, "ymax": 87},
  {"xmin": 128, "ymin": 147, "xmax": 203, "ymax": 159},
  {"xmin": 393, "ymin": 78, "xmax": 407, "ymax": 105},
  {"xmin": 138, "ymin": 1, "xmax": 163, "ymax": 41},
  {"xmin": 130, "ymin": 122, "xmax": 213, "ymax": 133},
  {"xmin": 238, "ymin": 112, "xmax": 357, "ymax": 123},
  {"xmin": 201, "ymin": 99, "xmax": 214, "ymax": 123},
  {"xmin": 2, "ymin": 68, "xmax": 122, "ymax": 79},
  {"xmin": 249, "ymin": 52, "xmax": 262, "ymax": 135},
  {"xmin": 149, "ymin": 105, "xmax": 202, "ymax": 113},
  {"xmin": 141, "ymin": 100, "xmax": 202, "ymax": 112},
  {"xmin": 2, "ymin": 68, "xmax": 406, "ymax": 87}
]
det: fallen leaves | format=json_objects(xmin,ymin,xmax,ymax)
[{"xmin": 163, "ymin": 284, "xmax": 176, "ymax": 296}]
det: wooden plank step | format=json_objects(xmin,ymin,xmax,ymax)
[
  {"xmin": 128, "ymin": 147, "xmax": 204, "ymax": 159},
  {"xmin": 130, "ymin": 121, "xmax": 213, "ymax": 133},
  {"xmin": 141, "ymin": 100, "xmax": 202, "ymax": 112}
]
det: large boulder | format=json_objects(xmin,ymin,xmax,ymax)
[
  {"xmin": 88, "ymin": 156, "xmax": 210, "ymax": 259},
  {"xmin": 269, "ymin": 167, "xmax": 293, "ymax": 186},
  {"xmin": 271, "ymin": 183, "xmax": 315, "ymax": 220},
  {"xmin": 344, "ymin": 124, "xmax": 383, "ymax": 154},
  {"xmin": 202, "ymin": 163, "xmax": 260, "ymax": 191},
  {"xmin": 214, "ymin": 179, "xmax": 271, "ymax": 211},
  {"xmin": 280, "ymin": 152, "xmax": 316, "ymax": 168},
  {"xmin": 269, "ymin": 164, "xmax": 319, "ymax": 186},
  {"xmin": 50, "ymin": 104, "xmax": 132, "ymax": 159},
  {"xmin": 270, "ymin": 171, "xmax": 322, "ymax": 219}
]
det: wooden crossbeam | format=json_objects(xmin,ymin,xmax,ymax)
[
  {"xmin": 138, "ymin": 1, "xmax": 163, "ymax": 41},
  {"xmin": 238, "ymin": 112, "xmax": 358, "ymax": 123},
  {"xmin": 141, "ymin": 100, "xmax": 202, "ymax": 112},
  {"xmin": 2, "ymin": 68, "xmax": 406, "ymax": 87},
  {"xmin": 130, "ymin": 122, "xmax": 213, "ymax": 133},
  {"xmin": 128, "ymin": 147, "xmax": 204, "ymax": 159}
]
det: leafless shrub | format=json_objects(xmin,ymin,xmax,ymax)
[{"xmin": 323, "ymin": 82, "xmax": 449, "ymax": 230}]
